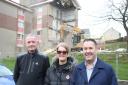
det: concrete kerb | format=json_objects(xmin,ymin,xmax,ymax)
[{"xmin": 118, "ymin": 80, "xmax": 128, "ymax": 85}]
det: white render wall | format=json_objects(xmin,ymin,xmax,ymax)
[{"xmin": 0, "ymin": 28, "xmax": 16, "ymax": 57}]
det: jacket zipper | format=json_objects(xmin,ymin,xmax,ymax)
[
  {"xmin": 27, "ymin": 56, "xmax": 32, "ymax": 74},
  {"xmin": 23, "ymin": 55, "xmax": 28, "ymax": 73},
  {"xmin": 31, "ymin": 62, "xmax": 34, "ymax": 72},
  {"xmin": 60, "ymin": 73, "xmax": 62, "ymax": 85},
  {"xmin": 59, "ymin": 72, "xmax": 62, "ymax": 85}
]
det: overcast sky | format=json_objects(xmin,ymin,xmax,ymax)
[{"xmin": 78, "ymin": 0, "xmax": 126, "ymax": 38}]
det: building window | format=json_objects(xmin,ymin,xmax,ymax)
[{"xmin": 37, "ymin": 31, "xmax": 41, "ymax": 35}]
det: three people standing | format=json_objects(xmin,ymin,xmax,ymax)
[{"xmin": 14, "ymin": 35, "xmax": 118, "ymax": 85}]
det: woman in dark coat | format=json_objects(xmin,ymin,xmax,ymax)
[{"xmin": 44, "ymin": 42, "xmax": 76, "ymax": 85}]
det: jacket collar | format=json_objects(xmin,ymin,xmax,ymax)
[
  {"xmin": 52, "ymin": 57, "xmax": 74, "ymax": 71},
  {"xmin": 77, "ymin": 58, "xmax": 105, "ymax": 82},
  {"xmin": 78, "ymin": 58, "xmax": 104, "ymax": 70},
  {"xmin": 27, "ymin": 49, "xmax": 38, "ymax": 57}
]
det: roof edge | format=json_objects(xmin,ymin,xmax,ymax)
[
  {"xmin": 71, "ymin": 0, "xmax": 81, "ymax": 10},
  {"xmin": 3, "ymin": 0, "xmax": 33, "ymax": 12},
  {"xmin": 29, "ymin": 0, "xmax": 54, "ymax": 7}
]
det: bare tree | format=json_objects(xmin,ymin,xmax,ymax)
[{"xmin": 106, "ymin": 0, "xmax": 128, "ymax": 52}]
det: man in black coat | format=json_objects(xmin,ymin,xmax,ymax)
[{"xmin": 13, "ymin": 34, "xmax": 50, "ymax": 85}]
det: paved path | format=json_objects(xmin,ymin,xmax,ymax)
[{"xmin": 118, "ymin": 80, "xmax": 128, "ymax": 85}]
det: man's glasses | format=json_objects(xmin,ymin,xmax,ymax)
[{"xmin": 57, "ymin": 51, "xmax": 67, "ymax": 54}]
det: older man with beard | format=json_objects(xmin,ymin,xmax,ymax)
[{"xmin": 71, "ymin": 38, "xmax": 118, "ymax": 85}]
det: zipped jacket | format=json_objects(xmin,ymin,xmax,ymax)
[
  {"xmin": 13, "ymin": 50, "xmax": 50, "ymax": 85},
  {"xmin": 44, "ymin": 57, "xmax": 76, "ymax": 85}
]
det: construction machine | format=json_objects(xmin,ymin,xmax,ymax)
[{"xmin": 59, "ymin": 23, "xmax": 81, "ymax": 41}]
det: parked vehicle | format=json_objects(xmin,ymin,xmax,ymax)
[{"xmin": 0, "ymin": 65, "xmax": 15, "ymax": 85}]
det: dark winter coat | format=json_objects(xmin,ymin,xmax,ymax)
[
  {"xmin": 70, "ymin": 58, "xmax": 118, "ymax": 85},
  {"xmin": 44, "ymin": 57, "xmax": 76, "ymax": 85},
  {"xmin": 13, "ymin": 50, "xmax": 50, "ymax": 85}
]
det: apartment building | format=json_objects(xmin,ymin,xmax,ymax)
[
  {"xmin": 0, "ymin": 0, "xmax": 80, "ymax": 57},
  {"xmin": 0, "ymin": 0, "xmax": 33, "ymax": 57}
]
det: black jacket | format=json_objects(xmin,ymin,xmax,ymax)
[
  {"xmin": 44, "ymin": 57, "xmax": 76, "ymax": 85},
  {"xmin": 14, "ymin": 50, "xmax": 50, "ymax": 85}
]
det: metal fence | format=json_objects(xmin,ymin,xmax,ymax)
[{"xmin": 98, "ymin": 52, "xmax": 128, "ymax": 80}]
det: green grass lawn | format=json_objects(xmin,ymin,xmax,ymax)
[
  {"xmin": 105, "ymin": 41, "xmax": 127, "ymax": 50},
  {"xmin": 0, "ymin": 57, "xmax": 16, "ymax": 71}
]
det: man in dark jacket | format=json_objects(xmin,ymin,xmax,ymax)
[
  {"xmin": 71, "ymin": 39, "xmax": 118, "ymax": 85},
  {"xmin": 13, "ymin": 34, "xmax": 50, "ymax": 85}
]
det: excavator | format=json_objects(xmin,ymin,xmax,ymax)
[
  {"xmin": 59, "ymin": 23, "xmax": 82, "ymax": 52},
  {"xmin": 60, "ymin": 22, "xmax": 80, "ymax": 39},
  {"xmin": 59, "ymin": 22, "xmax": 66, "ymax": 41}
]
